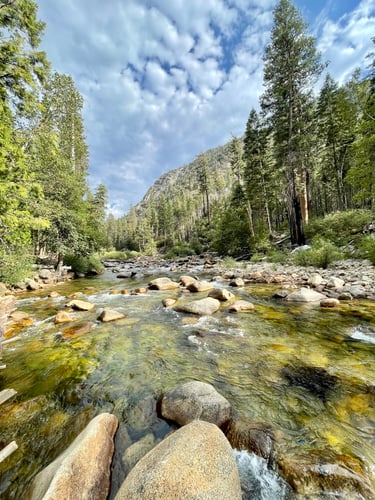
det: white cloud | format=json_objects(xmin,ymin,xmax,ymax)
[{"xmin": 36, "ymin": 0, "xmax": 375, "ymax": 215}]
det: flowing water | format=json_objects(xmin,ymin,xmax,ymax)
[{"xmin": 1, "ymin": 270, "xmax": 375, "ymax": 498}]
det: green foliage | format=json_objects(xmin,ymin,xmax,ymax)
[
  {"xmin": 358, "ymin": 236, "xmax": 375, "ymax": 265},
  {"xmin": 164, "ymin": 243, "xmax": 197, "ymax": 259},
  {"xmin": 101, "ymin": 250, "xmax": 130, "ymax": 260},
  {"xmin": 0, "ymin": 246, "xmax": 34, "ymax": 285},
  {"xmin": 64, "ymin": 254, "xmax": 104, "ymax": 276},
  {"xmin": 305, "ymin": 210, "xmax": 373, "ymax": 246},
  {"xmin": 0, "ymin": 0, "xmax": 50, "ymax": 110},
  {"xmin": 292, "ymin": 238, "xmax": 344, "ymax": 269}
]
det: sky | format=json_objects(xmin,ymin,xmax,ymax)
[{"xmin": 36, "ymin": 0, "xmax": 375, "ymax": 217}]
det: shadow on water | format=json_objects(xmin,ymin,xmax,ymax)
[{"xmin": 1, "ymin": 271, "xmax": 375, "ymax": 497}]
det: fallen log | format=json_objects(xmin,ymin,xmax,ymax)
[
  {"xmin": 0, "ymin": 388, "xmax": 17, "ymax": 405},
  {"xmin": 0, "ymin": 441, "xmax": 18, "ymax": 463}
]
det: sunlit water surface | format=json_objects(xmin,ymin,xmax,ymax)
[{"xmin": 1, "ymin": 271, "xmax": 375, "ymax": 498}]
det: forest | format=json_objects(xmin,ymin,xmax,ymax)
[
  {"xmin": 0, "ymin": 0, "xmax": 108, "ymax": 284},
  {"xmin": 109, "ymin": 0, "xmax": 375, "ymax": 264},
  {"xmin": 1, "ymin": 0, "xmax": 375, "ymax": 286}
]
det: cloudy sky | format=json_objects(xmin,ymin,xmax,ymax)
[{"xmin": 36, "ymin": 0, "xmax": 375, "ymax": 216}]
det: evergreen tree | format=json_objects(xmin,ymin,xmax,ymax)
[
  {"xmin": 195, "ymin": 153, "xmax": 211, "ymax": 225},
  {"xmin": 229, "ymin": 135, "xmax": 255, "ymax": 237},
  {"xmin": 243, "ymin": 109, "xmax": 276, "ymax": 235},
  {"xmin": 261, "ymin": 0, "xmax": 323, "ymax": 244},
  {"xmin": 29, "ymin": 72, "xmax": 91, "ymax": 263},
  {"xmin": 347, "ymin": 39, "xmax": 375, "ymax": 207},
  {"xmin": 0, "ymin": 0, "xmax": 49, "ymax": 110},
  {"xmin": 316, "ymin": 74, "xmax": 357, "ymax": 212}
]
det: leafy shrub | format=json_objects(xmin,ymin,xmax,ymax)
[
  {"xmin": 292, "ymin": 238, "xmax": 344, "ymax": 269},
  {"xmin": 101, "ymin": 250, "xmax": 129, "ymax": 260},
  {"xmin": 305, "ymin": 210, "xmax": 373, "ymax": 246},
  {"xmin": 164, "ymin": 243, "xmax": 197, "ymax": 259},
  {"xmin": 358, "ymin": 236, "xmax": 375, "ymax": 265},
  {"xmin": 64, "ymin": 254, "xmax": 104, "ymax": 275},
  {"xmin": 0, "ymin": 247, "xmax": 34, "ymax": 286}
]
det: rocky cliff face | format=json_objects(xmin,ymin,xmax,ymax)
[{"xmin": 135, "ymin": 141, "xmax": 234, "ymax": 215}]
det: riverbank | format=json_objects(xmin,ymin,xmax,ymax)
[{"xmin": 103, "ymin": 254, "xmax": 375, "ymax": 301}]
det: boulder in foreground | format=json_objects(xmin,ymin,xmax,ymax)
[
  {"xmin": 115, "ymin": 420, "xmax": 242, "ymax": 500},
  {"xmin": 28, "ymin": 413, "xmax": 118, "ymax": 500},
  {"xmin": 161, "ymin": 380, "xmax": 231, "ymax": 427}
]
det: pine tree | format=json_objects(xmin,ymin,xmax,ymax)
[
  {"xmin": 229, "ymin": 135, "xmax": 255, "ymax": 237},
  {"xmin": 29, "ymin": 72, "xmax": 91, "ymax": 262},
  {"xmin": 346, "ymin": 39, "xmax": 375, "ymax": 207},
  {"xmin": 261, "ymin": 0, "xmax": 323, "ymax": 244},
  {"xmin": 0, "ymin": 0, "xmax": 49, "ymax": 110},
  {"xmin": 195, "ymin": 153, "xmax": 211, "ymax": 225}
]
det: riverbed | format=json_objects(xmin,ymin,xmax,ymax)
[{"xmin": 1, "ymin": 268, "xmax": 375, "ymax": 498}]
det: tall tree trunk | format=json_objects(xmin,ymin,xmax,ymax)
[
  {"xmin": 286, "ymin": 170, "xmax": 305, "ymax": 245},
  {"xmin": 299, "ymin": 168, "xmax": 309, "ymax": 225}
]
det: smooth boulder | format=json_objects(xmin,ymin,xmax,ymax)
[
  {"xmin": 115, "ymin": 420, "xmax": 242, "ymax": 500},
  {"xmin": 187, "ymin": 280, "xmax": 213, "ymax": 293},
  {"xmin": 208, "ymin": 288, "xmax": 235, "ymax": 301},
  {"xmin": 174, "ymin": 297, "xmax": 220, "ymax": 316},
  {"xmin": 286, "ymin": 287, "xmax": 326, "ymax": 302},
  {"xmin": 66, "ymin": 299, "xmax": 94, "ymax": 311},
  {"xmin": 161, "ymin": 380, "xmax": 231, "ymax": 427},
  {"xmin": 28, "ymin": 413, "xmax": 118, "ymax": 500},
  {"xmin": 98, "ymin": 308, "xmax": 125, "ymax": 322},
  {"xmin": 228, "ymin": 300, "xmax": 254, "ymax": 312},
  {"xmin": 148, "ymin": 277, "xmax": 180, "ymax": 291}
]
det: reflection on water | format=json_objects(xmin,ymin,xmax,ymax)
[{"xmin": 1, "ymin": 271, "xmax": 375, "ymax": 497}]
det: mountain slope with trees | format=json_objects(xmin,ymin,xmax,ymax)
[{"xmin": 109, "ymin": 1, "xmax": 375, "ymax": 262}]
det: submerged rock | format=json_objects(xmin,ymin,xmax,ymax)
[
  {"xmin": 320, "ymin": 297, "xmax": 340, "ymax": 308},
  {"xmin": 161, "ymin": 380, "xmax": 231, "ymax": 428},
  {"xmin": 281, "ymin": 365, "xmax": 338, "ymax": 402},
  {"xmin": 277, "ymin": 451, "xmax": 374, "ymax": 499},
  {"xmin": 115, "ymin": 420, "xmax": 242, "ymax": 500},
  {"xmin": 226, "ymin": 418, "xmax": 275, "ymax": 465},
  {"xmin": 54, "ymin": 311, "xmax": 76, "ymax": 324},
  {"xmin": 28, "ymin": 413, "xmax": 118, "ymax": 500}
]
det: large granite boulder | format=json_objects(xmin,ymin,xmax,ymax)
[
  {"xmin": 115, "ymin": 420, "xmax": 242, "ymax": 499},
  {"xmin": 161, "ymin": 380, "xmax": 231, "ymax": 428},
  {"xmin": 174, "ymin": 297, "xmax": 220, "ymax": 316},
  {"xmin": 28, "ymin": 413, "xmax": 118, "ymax": 500}
]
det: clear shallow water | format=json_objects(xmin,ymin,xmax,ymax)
[{"xmin": 1, "ymin": 271, "xmax": 375, "ymax": 498}]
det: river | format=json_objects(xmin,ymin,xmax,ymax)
[{"xmin": 1, "ymin": 269, "xmax": 375, "ymax": 498}]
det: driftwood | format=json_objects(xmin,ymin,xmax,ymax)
[
  {"xmin": 1, "ymin": 335, "xmax": 21, "ymax": 346},
  {"xmin": 0, "ymin": 388, "xmax": 17, "ymax": 406},
  {"xmin": 0, "ymin": 441, "xmax": 18, "ymax": 463}
]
